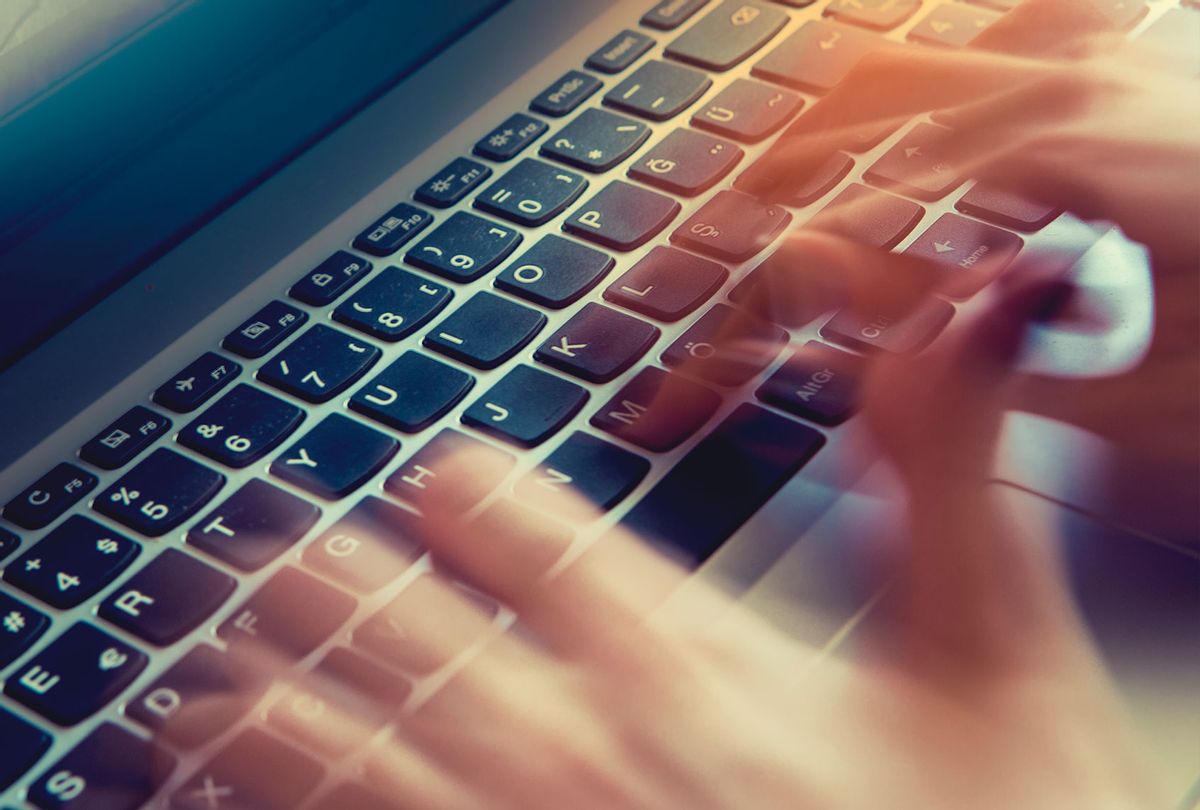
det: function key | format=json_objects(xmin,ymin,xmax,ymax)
[
  {"xmin": 495, "ymin": 235, "xmax": 614, "ymax": 309},
  {"xmin": 0, "ymin": 590, "xmax": 50, "ymax": 668},
  {"xmin": 863, "ymin": 122, "xmax": 962, "ymax": 201},
  {"xmin": 462, "ymin": 364, "xmax": 589, "ymax": 448},
  {"xmin": 628, "ymin": 128, "xmax": 742, "ymax": 196},
  {"xmin": 665, "ymin": 1, "xmax": 788, "ymax": 71},
  {"xmin": 907, "ymin": 4, "xmax": 999, "ymax": 47},
  {"xmin": 257, "ymin": 324, "xmax": 381, "ymax": 403},
  {"xmin": 756, "ymin": 341, "xmax": 864, "ymax": 425},
  {"xmin": 692, "ymin": 78, "xmax": 803, "ymax": 143},
  {"xmin": 0, "ymin": 526, "xmax": 17, "ymax": 560},
  {"xmin": 515, "ymin": 432, "xmax": 650, "ymax": 520},
  {"xmin": 424, "ymin": 291, "xmax": 547, "ymax": 369},
  {"xmin": 955, "ymin": 183, "xmax": 1059, "ymax": 232},
  {"xmin": 806, "ymin": 183, "xmax": 924, "ymax": 249},
  {"xmin": 534, "ymin": 303, "xmax": 660, "ymax": 383},
  {"xmin": 3, "ymin": 463, "xmax": 96, "ymax": 530},
  {"xmin": 752, "ymin": 20, "xmax": 887, "ymax": 94},
  {"xmin": 222, "ymin": 301, "xmax": 306, "ymax": 359},
  {"xmin": 586, "ymin": 29, "xmax": 655, "ymax": 74},
  {"xmin": 95, "ymin": 449, "xmax": 225, "ymax": 537},
  {"xmin": 302, "ymin": 497, "xmax": 423, "ymax": 593},
  {"xmin": 604, "ymin": 60, "xmax": 712, "ymax": 122},
  {"xmin": 0, "ymin": 705, "xmax": 51, "ymax": 791},
  {"xmin": 540, "ymin": 108, "xmax": 651, "ymax": 172},
  {"xmin": 563, "ymin": 181, "xmax": 681, "ymax": 252},
  {"xmin": 28, "ymin": 722, "xmax": 174, "ymax": 810},
  {"xmin": 352, "ymin": 203, "xmax": 433, "ymax": 257},
  {"xmin": 4, "ymin": 516, "xmax": 139, "ymax": 609},
  {"xmin": 670, "ymin": 190, "xmax": 792, "ymax": 262},
  {"xmin": 171, "ymin": 728, "xmax": 322, "ymax": 810},
  {"xmin": 406, "ymin": 212, "xmax": 522, "ymax": 283},
  {"xmin": 350, "ymin": 351, "xmax": 475, "ymax": 434},
  {"xmin": 590, "ymin": 367, "xmax": 720, "ymax": 451},
  {"xmin": 531, "ymin": 70, "xmax": 603, "ymax": 117},
  {"xmin": 475, "ymin": 159, "xmax": 588, "ymax": 227},
  {"xmin": 903, "ymin": 212, "xmax": 1023, "ymax": 298},
  {"xmin": 384, "ymin": 429, "xmax": 516, "ymax": 512},
  {"xmin": 152, "ymin": 352, "xmax": 241, "ymax": 414},
  {"xmin": 825, "ymin": 0, "xmax": 921, "ymax": 30},
  {"xmin": 822, "ymin": 297, "xmax": 956, "ymax": 355},
  {"xmin": 661, "ymin": 303, "xmax": 787, "ymax": 386},
  {"xmin": 642, "ymin": 0, "xmax": 710, "ymax": 30},
  {"xmin": 414, "ymin": 157, "xmax": 492, "ymax": 208},
  {"xmin": 473, "ymin": 113, "xmax": 548, "ymax": 162},
  {"xmin": 187, "ymin": 478, "xmax": 320, "ymax": 571},
  {"xmin": 333, "ymin": 267, "xmax": 452, "ymax": 341},
  {"xmin": 217, "ymin": 567, "xmax": 356, "ymax": 661},
  {"xmin": 289, "ymin": 251, "xmax": 372, "ymax": 307},
  {"xmin": 603, "ymin": 245, "xmax": 728, "ymax": 322},
  {"xmin": 178, "ymin": 384, "xmax": 304, "ymax": 468},
  {"xmin": 270, "ymin": 414, "xmax": 399, "ymax": 499},
  {"xmin": 79, "ymin": 406, "xmax": 171, "ymax": 471}
]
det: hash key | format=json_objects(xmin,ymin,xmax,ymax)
[
  {"xmin": 563, "ymin": 181, "xmax": 681, "ymax": 252},
  {"xmin": 604, "ymin": 246, "xmax": 728, "ymax": 322},
  {"xmin": 534, "ymin": 303, "xmax": 660, "ymax": 383},
  {"xmin": 628, "ymin": 128, "xmax": 743, "ymax": 196},
  {"xmin": 79, "ymin": 405, "xmax": 171, "ymax": 470},
  {"xmin": 475, "ymin": 159, "xmax": 588, "ymax": 227},
  {"xmin": 289, "ymin": 251, "xmax": 372, "ymax": 306},
  {"xmin": 3, "ymin": 462, "xmax": 96, "ymax": 530},
  {"xmin": 153, "ymin": 351, "xmax": 241, "ymax": 413},
  {"xmin": 4, "ymin": 515, "xmax": 139, "ymax": 609},
  {"xmin": 665, "ymin": 1, "xmax": 788, "ymax": 71},
  {"xmin": 406, "ymin": 212, "xmax": 522, "ymax": 282},
  {"xmin": 187, "ymin": 479, "xmax": 320, "ymax": 571},
  {"xmin": 540, "ymin": 108, "xmax": 651, "ymax": 172},
  {"xmin": 333, "ymin": 267, "xmax": 453, "ymax": 341},
  {"xmin": 352, "ymin": 203, "xmax": 432, "ymax": 257},
  {"xmin": 671, "ymin": 190, "xmax": 792, "ymax": 262},
  {"xmin": 462, "ymin": 365, "xmax": 589, "ymax": 448},
  {"xmin": 271, "ymin": 414, "xmax": 398, "ymax": 499},
  {"xmin": 258, "ymin": 324, "xmax": 381, "ymax": 403},
  {"xmin": 474, "ymin": 113, "xmax": 548, "ymax": 162},
  {"xmin": 28, "ymin": 723, "xmax": 174, "ymax": 810},
  {"xmin": 425, "ymin": 292, "xmax": 547, "ymax": 369},
  {"xmin": 178, "ymin": 384, "xmax": 304, "ymax": 467},
  {"xmin": 604, "ymin": 60, "xmax": 712, "ymax": 122},
  {"xmin": 0, "ymin": 591, "xmax": 49, "ymax": 669},
  {"xmin": 495, "ymin": 235, "xmax": 614, "ymax": 309},
  {"xmin": 94, "ymin": 448, "xmax": 225, "ymax": 536},
  {"xmin": 218, "ymin": 566, "xmax": 356, "ymax": 661}
]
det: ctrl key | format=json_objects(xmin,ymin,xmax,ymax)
[
  {"xmin": 821, "ymin": 298, "xmax": 955, "ymax": 355},
  {"xmin": 28, "ymin": 722, "xmax": 174, "ymax": 810}
]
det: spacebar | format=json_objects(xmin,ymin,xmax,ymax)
[{"xmin": 619, "ymin": 404, "xmax": 825, "ymax": 567}]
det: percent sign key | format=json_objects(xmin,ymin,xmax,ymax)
[{"xmin": 96, "ymin": 449, "xmax": 226, "ymax": 536}]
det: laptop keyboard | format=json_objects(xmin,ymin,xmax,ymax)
[{"xmin": 0, "ymin": 0, "xmax": 1177, "ymax": 805}]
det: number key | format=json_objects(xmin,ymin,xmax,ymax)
[
  {"xmin": 333, "ymin": 268, "xmax": 452, "ymax": 341},
  {"xmin": 178, "ymin": 385, "xmax": 304, "ymax": 468},
  {"xmin": 4, "ymin": 516, "xmax": 139, "ymax": 609},
  {"xmin": 94, "ymin": 448, "xmax": 225, "ymax": 536},
  {"xmin": 475, "ymin": 159, "xmax": 588, "ymax": 227},
  {"xmin": 258, "ymin": 325, "xmax": 381, "ymax": 403},
  {"xmin": 406, "ymin": 212, "xmax": 521, "ymax": 282}
]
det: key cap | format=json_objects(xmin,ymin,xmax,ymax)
[
  {"xmin": 752, "ymin": 20, "xmax": 886, "ymax": 94},
  {"xmin": 271, "ymin": 414, "xmax": 399, "ymax": 499},
  {"xmin": 475, "ymin": 159, "xmax": 588, "ymax": 226},
  {"xmin": 187, "ymin": 478, "xmax": 319, "ymax": 571},
  {"xmin": 425, "ymin": 291, "xmax": 547, "ymax": 368},
  {"xmin": 531, "ymin": 70, "xmax": 603, "ymax": 117},
  {"xmin": 0, "ymin": 705, "xmax": 51, "ymax": 791},
  {"xmin": 463, "ymin": 365, "xmax": 589, "ymax": 448},
  {"xmin": 604, "ymin": 60, "xmax": 712, "ymax": 122},
  {"xmin": 563, "ymin": 181, "xmax": 681, "ymax": 251},
  {"xmin": 473, "ymin": 113, "xmax": 549, "ymax": 162},
  {"xmin": 79, "ymin": 406, "xmax": 171, "ymax": 471},
  {"xmin": 384, "ymin": 429, "xmax": 516, "ymax": 512},
  {"xmin": 0, "ymin": 590, "xmax": 49, "ymax": 668},
  {"xmin": 756, "ymin": 341, "xmax": 863, "ymax": 425},
  {"xmin": 662, "ymin": 303, "xmax": 787, "ymax": 386},
  {"xmin": 98, "ymin": 549, "xmax": 236, "ymax": 646},
  {"xmin": 0, "ymin": 526, "xmax": 17, "ymax": 560},
  {"xmin": 825, "ymin": 0, "xmax": 920, "ymax": 30},
  {"xmin": 540, "ymin": 108, "xmax": 651, "ymax": 172},
  {"xmin": 3, "ymin": 463, "xmax": 96, "ymax": 530},
  {"xmin": 1136, "ymin": 9, "xmax": 1200, "ymax": 77},
  {"xmin": 350, "ymin": 351, "xmax": 475, "ymax": 433},
  {"xmin": 587, "ymin": 29, "xmax": 655, "ymax": 73},
  {"xmin": 666, "ymin": 1, "xmax": 788, "ymax": 70},
  {"xmin": 153, "ymin": 352, "xmax": 241, "ymax": 414},
  {"xmin": 495, "ymin": 235, "xmax": 615, "ymax": 309},
  {"xmin": 955, "ymin": 183, "xmax": 1059, "ymax": 231},
  {"xmin": 218, "ymin": 566, "xmax": 355, "ymax": 660},
  {"xmin": 590, "ymin": 367, "xmax": 721, "ymax": 451},
  {"xmin": 258, "ymin": 324, "xmax": 381, "ymax": 403},
  {"xmin": 908, "ymin": 4, "xmax": 999, "ymax": 47},
  {"xmin": 903, "ymin": 212, "xmax": 1023, "ymax": 298},
  {"xmin": 171, "ymin": 728, "xmax": 321, "ymax": 810},
  {"xmin": 604, "ymin": 246, "xmax": 728, "ymax": 322},
  {"xmin": 5, "ymin": 516, "xmax": 139, "ymax": 609},
  {"xmin": 312, "ymin": 783, "xmax": 400, "ymax": 810},
  {"xmin": 28, "ymin": 722, "xmax": 173, "ymax": 810},
  {"xmin": 629, "ymin": 128, "xmax": 742, "ymax": 196},
  {"xmin": 736, "ymin": 149, "xmax": 853, "ymax": 207},
  {"xmin": 289, "ymin": 251, "xmax": 372, "ymax": 306},
  {"xmin": 352, "ymin": 203, "xmax": 433, "ymax": 257},
  {"xmin": 333, "ymin": 267, "xmax": 453, "ymax": 341},
  {"xmin": 643, "ymin": 0, "xmax": 711, "ymax": 30},
  {"xmin": 178, "ymin": 384, "xmax": 304, "ymax": 468},
  {"xmin": 618, "ymin": 403, "xmax": 825, "ymax": 565},
  {"xmin": 822, "ymin": 296, "xmax": 955, "ymax": 354},
  {"xmin": 95, "ymin": 448, "xmax": 225, "ymax": 536},
  {"xmin": 692, "ymin": 78, "xmax": 802, "ymax": 143},
  {"xmin": 516, "ymin": 432, "xmax": 650, "ymax": 519},
  {"xmin": 221, "ymin": 301, "xmax": 307, "ymax": 359},
  {"xmin": 302, "ymin": 497, "xmax": 423, "ymax": 593},
  {"xmin": 414, "ymin": 157, "xmax": 492, "ymax": 208},
  {"xmin": 534, "ymin": 303, "xmax": 660, "ymax": 383},
  {"xmin": 671, "ymin": 190, "xmax": 792, "ymax": 262},
  {"xmin": 406, "ymin": 212, "xmax": 521, "ymax": 282},
  {"xmin": 863, "ymin": 122, "xmax": 962, "ymax": 201},
  {"xmin": 7, "ymin": 622, "xmax": 147, "ymax": 725},
  {"xmin": 806, "ymin": 183, "xmax": 924, "ymax": 249}
]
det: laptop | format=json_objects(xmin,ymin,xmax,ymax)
[{"xmin": 0, "ymin": 0, "xmax": 1196, "ymax": 807}]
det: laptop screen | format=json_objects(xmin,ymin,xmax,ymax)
[{"xmin": 0, "ymin": 0, "xmax": 507, "ymax": 372}]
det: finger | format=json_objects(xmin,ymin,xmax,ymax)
[
  {"xmin": 968, "ymin": 0, "xmax": 1122, "ymax": 58},
  {"xmin": 363, "ymin": 731, "xmax": 482, "ymax": 810}
]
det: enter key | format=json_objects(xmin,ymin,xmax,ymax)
[{"xmin": 904, "ymin": 212, "xmax": 1023, "ymax": 299}]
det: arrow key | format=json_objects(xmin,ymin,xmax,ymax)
[
  {"xmin": 863, "ymin": 122, "xmax": 963, "ymax": 201},
  {"xmin": 903, "ymin": 212, "xmax": 1023, "ymax": 298},
  {"xmin": 908, "ymin": 4, "xmax": 1000, "ymax": 47},
  {"xmin": 535, "ymin": 303, "xmax": 660, "ymax": 383},
  {"xmin": 462, "ymin": 365, "xmax": 588, "ymax": 448}
]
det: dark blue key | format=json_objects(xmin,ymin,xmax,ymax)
[
  {"xmin": 534, "ymin": 303, "xmax": 659, "ymax": 383},
  {"xmin": 171, "ymin": 728, "xmax": 322, "ymax": 810},
  {"xmin": 587, "ymin": 29, "xmax": 655, "ymax": 73},
  {"xmin": 473, "ymin": 113, "xmax": 548, "ymax": 162},
  {"xmin": 29, "ymin": 722, "xmax": 174, "ymax": 810},
  {"xmin": 178, "ymin": 384, "xmax": 304, "ymax": 467},
  {"xmin": 4, "ymin": 516, "xmax": 139, "ymax": 609},
  {"xmin": 628, "ymin": 128, "xmax": 743, "ymax": 197},
  {"xmin": 515, "ymin": 432, "xmax": 650, "ymax": 519},
  {"xmin": 425, "ymin": 292, "xmax": 547, "ymax": 369},
  {"xmin": 384, "ymin": 429, "xmax": 516, "ymax": 513},
  {"xmin": 603, "ymin": 60, "xmax": 712, "ymax": 122},
  {"xmin": 333, "ymin": 267, "xmax": 453, "ymax": 341},
  {"xmin": 79, "ymin": 406, "xmax": 171, "ymax": 471},
  {"xmin": 217, "ymin": 567, "xmax": 356, "ymax": 660},
  {"xmin": 99, "ymin": 549, "xmax": 236, "ymax": 646},
  {"xmin": 670, "ymin": 190, "xmax": 792, "ymax": 262},
  {"xmin": 692, "ymin": 78, "xmax": 803, "ymax": 143},
  {"xmin": 289, "ymin": 251, "xmax": 372, "ymax": 306},
  {"xmin": 531, "ymin": 70, "xmax": 603, "ymax": 117},
  {"xmin": 591, "ymin": 367, "xmax": 721, "ymax": 452},
  {"xmin": 563, "ymin": 181, "xmax": 681, "ymax": 251},
  {"xmin": 221, "ymin": 300, "xmax": 307, "ymax": 359},
  {"xmin": 495, "ymin": 235, "xmax": 614, "ymax": 309},
  {"xmin": 271, "ymin": 414, "xmax": 398, "ymax": 499},
  {"xmin": 3, "ymin": 463, "xmax": 96, "ymax": 530},
  {"xmin": 756, "ymin": 341, "xmax": 864, "ymax": 425},
  {"xmin": 414, "ymin": 157, "xmax": 492, "ymax": 208},
  {"xmin": 350, "ymin": 351, "xmax": 475, "ymax": 433},
  {"xmin": 6, "ymin": 623, "xmax": 147, "ymax": 725},
  {"xmin": 187, "ymin": 479, "xmax": 320, "ymax": 571},
  {"xmin": 0, "ymin": 705, "xmax": 51, "ymax": 791},
  {"xmin": 643, "ymin": 0, "xmax": 710, "ymax": 29},
  {"xmin": 302, "ymin": 497, "xmax": 423, "ymax": 593},
  {"xmin": 462, "ymin": 364, "xmax": 588, "ymax": 448},
  {"xmin": 406, "ymin": 212, "xmax": 522, "ymax": 282},
  {"xmin": 665, "ymin": 1, "xmax": 788, "ymax": 71},
  {"xmin": 661, "ymin": 303, "xmax": 788, "ymax": 386},
  {"xmin": 0, "ymin": 590, "xmax": 50, "ymax": 668},
  {"xmin": 603, "ymin": 246, "xmax": 728, "ymax": 322},
  {"xmin": 540, "ymin": 108, "xmax": 651, "ymax": 173},
  {"xmin": 475, "ymin": 160, "xmax": 588, "ymax": 227},
  {"xmin": 94, "ymin": 449, "xmax": 225, "ymax": 536},
  {"xmin": 258, "ymin": 325, "xmax": 381, "ymax": 403},
  {"xmin": 0, "ymin": 527, "xmax": 18, "ymax": 560},
  {"xmin": 152, "ymin": 352, "xmax": 241, "ymax": 413},
  {"xmin": 352, "ymin": 203, "xmax": 433, "ymax": 257}
]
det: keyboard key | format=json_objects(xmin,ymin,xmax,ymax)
[
  {"xmin": 908, "ymin": 4, "xmax": 999, "ymax": 47},
  {"xmin": 671, "ymin": 190, "xmax": 792, "ymax": 262},
  {"xmin": 289, "ymin": 251, "xmax": 372, "ymax": 306},
  {"xmin": 531, "ymin": 70, "xmax": 603, "ymax": 117},
  {"xmin": 534, "ymin": 303, "xmax": 660, "ymax": 383},
  {"xmin": 425, "ymin": 292, "xmax": 547, "ymax": 368},
  {"xmin": 587, "ymin": 29, "xmax": 655, "ymax": 73},
  {"xmin": 604, "ymin": 246, "xmax": 728, "ymax": 322},
  {"xmin": 258, "ymin": 324, "xmax": 381, "ymax": 403},
  {"xmin": 629, "ymin": 128, "xmax": 742, "ymax": 196},
  {"xmin": 475, "ymin": 159, "xmax": 588, "ymax": 226},
  {"xmin": 95, "ymin": 449, "xmax": 225, "ymax": 536},
  {"xmin": 0, "ymin": 590, "xmax": 50, "ymax": 668},
  {"xmin": 5, "ymin": 516, "xmax": 139, "ymax": 609},
  {"xmin": 692, "ymin": 78, "xmax": 803, "ymax": 143},
  {"xmin": 406, "ymin": 212, "xmax": 521, "ymax": 282},
  {"xmin": 825, "ymin": 0, "xmax": 920, "ymax": 30},
  {"xmin": 3, "ymin": 463, "xmax": 96, "ymax": 530},
  {"xmin": 153, "ymin": 352, "xmax": 241, "ymax": 414},
  {"xmin": 28, "ymin": 722, "xmax": 173, "ymax": 810},
  {"xmin": 271, "ymin": 414, "xmax": 398, "ymax": 499},
  {"xmin": 619, "ymin": 403, "xmax": 824, "ymax": 565},
  {"xmin": 221, "ymin": 301, "xmax": 306, "ymax": 359},
  {"xmin": 0, "ymin": 526, "xmax": 17, "ymax": 560},
  {"xmin": 384, "ymin": 429, "xmax": 516, "ymax": 512},
  {"xmin": 187, "ymin": 479, "xmax": 320, "ymax": 571},
  {"xmin": 495, "ymin": 235, "xmax": 615, "ymax": 308},
  {"xmin": 98, "ymin": 548, "xmax": 236, "ymax": 646},
  {"xmin": 350, "ymin": 351, "xmax": 475, "ymax": 433},
  {"xmin": 903, "ymin": 212, "xmax": 1023, "ymax": 298},
  {"xmin": 540, "ymin": 108, "xmax": 651, "ymax": 172},
  {"xmin": 756, "ymin": 341, "xmax": 863, "ymax": 425},
  {"xmin": 661, "ymin": 303, "xmax": 787, "ymax": 386},
  {"xmin": 312, "ymin": 783, "xmax": 400, "ymax": 810},
  {"xmin": 822, "ymin": 296, "xmax": 955, "ymax": 354},
  {"xmin": 864, "ymin": 122, "xmax": 962, "ymax": 201},
  {"xmin": 333, "ymin": 267, "xmax": 453, "ymax": 341},
  {"xmin": 753, "ymin": 20, "xmax": 887, "ymax": 94},
  {"xmin": 806, "ymin": 183, "xmax": 923, "ymax": 249},
  {"xmin": 737, "ymin": 149, "xmax": 853, "ymax": 207},
  {"xmin": 604, "ymin": 60, "xmax": 712, "ymax": 122},
  {"xmin": 302, "ymin": 497, "xmax": 423, "ymax": 593},
  {"xmin": 516, "ymin": 432, "xmax": 650, "ymax": 519},
  {"xmin": 414, "ymin": 157, "xmax": 492, "ymax": 208},
  {"xmin": 591, "ymin": 367, "xmax": 720, "ymax": 451},
  {"xmin": 352, "ymin": 203, "xmax": 433, "ymax": 257},
  {"xmin": 171, "ymin": 728, "xmax": 321, "ymax": 810},
  {"xmin": 7, "ymin": 623, "xmax": 147, "ymax": 725},
  {"xmin": 955, "ymin": 183, "xmax": 1059, "ymax": 231},
  {"xmin": 79, "ymin": 406, "xmax": 171, "ymax": 471},
  {"xmin": 643, "ymin": 0, "xmax": 710, "ymax": 29},
  {"xmin": 217, "ymin": 567, "xmax": 355, "ymax": 660},
  {"xmin": 0, "ymin": 705, "xmax": 51, "ymax": 791},
  {"xmin": 178, "ymin": 384, "xmax": 304, "ymax": 468},
  {"xmin": 563, "ymin": 181, "xmax": 681, "ymax": 251},
  {"xmin": 666, "ymin": 1, "xmax": 788, "ymax": 70},
  {"xmin": 474, "ymin": 113, "xmax": 548, "ymax": 162},
  {"xmin": 463, "ymin": 365, "xmax": 589, "ymax": 448}
]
